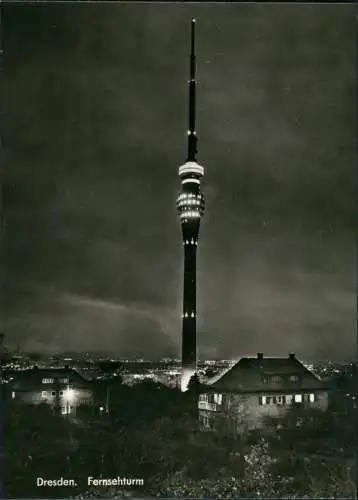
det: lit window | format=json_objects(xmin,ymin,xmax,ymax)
[
  {"xmin": 213, "ymin": 393, "xmax": 222, "ymax": 405},
  {"xmin": 309, "ymin": 393, "xmax": 315, "ymax": 403},
  {"xmin": 294, "ymin": 394, "xmax": 303, "ymax": 403},
  {"xmin": 271, "ymin": 375, "xmax": 283, "ymax": 383},
  {"xmin": 289, "ymin": 375, "xmax": 299, "ymax": 382},
  {"xmin": 11, "ymin": 391, "xmax": 15, "ymax": 399},
  {"xmin": 41, "ymin": 391, "xmax": 47, "ymax": 398},
  {"xmin": 199, "ymin": 393, "xmax": 209, "ymax": 403},
  {"xmin": 60, "ymin": 378, "xmax": 69, "ymax": 383},
  {"xmin": 42, "ymin": 378, "xmax": 54, "ymax": 384},
  {"xmin": 259, "ymin": 395, "xmax": 267, "ymax": 405}
]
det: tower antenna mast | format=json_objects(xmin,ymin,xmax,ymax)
[{"xmin": 187, "ymin": 18, "xmax": 197, "ymax": 162}]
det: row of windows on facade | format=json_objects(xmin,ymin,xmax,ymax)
[
  {"xmin": 177, "ymin": 193, "xmax": 202, "ymax": 201},
  {"xmin": 11, "ymin": 391, "xmax": 91, "ymax": 405},
  {"xmin": 259, "ymin": 393, "xmax": 315, "ymax": 404},
  {"xmin": 177, "ymin": 199, "xmax": 202, "ymax": 207},
  {"xmin": 183, "ymin": 239, "xmax": 198, "ymax": 246},
  {"xmin": 179, "ymin": 211, "xmax": 201, "ymax": 219},
  {"xmin": 262, "ymin": 374, "xmax": 300, "ymax": 383},
  {"xmin": 178, "ymin": 165, "xmax": 204, "ymax": 177},
  {"xmin": 200, "ymin": 393, "xmax": 222, "ymax": 404},
  {"xmin": 200, "ymin": 392, "xmax": 316, "ymax": 405},
  {"xmin": 56, "ymin": 399, "xmax": 91, "ymax": 406},
  {"xmin": 41, "ymin": 390, "xmax": 67, "ymax": 397},
  {"xmin": 42, "ymin": 378, "xmax": 69, "ymax": 384}
]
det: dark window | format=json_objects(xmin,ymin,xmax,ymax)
[
  {"xmin": 201, "ymin": 415, "xmax": 210, "ymax": 428},
  {"xmin": 52, "ymin": 391, "xmax": 56, "ymax": 395},
  {"xmin": 199, "ymin": 393, "xmax": 209, "ymax": 403}
]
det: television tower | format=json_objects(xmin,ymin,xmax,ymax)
[{"xmin": 176, "ymin": 19, "xmax": 205, "ymax": 392}]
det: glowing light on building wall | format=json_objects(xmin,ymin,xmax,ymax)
[
  {"xmin": 178, "ymin": 161, "xmax": 204, "ymax": 177},
  {"xmin": 182, "ymin": 178, "xmax": 200, "ymax": 184},
  {"xmin": 64, "ymin": 387, "xmax": 75, "ymax": 402}
]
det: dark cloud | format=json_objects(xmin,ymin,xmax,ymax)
[{"xmin": 2, "ymin": 3, "xmax": 356, "ymax": 361}]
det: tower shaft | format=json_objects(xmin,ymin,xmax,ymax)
[{"xmin": 181, "ymin": 233, "xmax": 198, "ymax": 378}]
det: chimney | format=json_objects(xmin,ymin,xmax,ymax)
[
  {"xmin": 257, "ymin": 353, "xmax": 263, "ymax": 359},
  {"xmin": 289, "ymin": 353, "xmax": 295, "ymax": 359}
]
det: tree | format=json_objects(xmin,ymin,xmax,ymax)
[
  {"xmin": 99, "ymin": 361, "xmax": 122, "ymax": 376},
  {"xmin": 188, "ymin": 372, "xmax": 203, "ymax": 391}
]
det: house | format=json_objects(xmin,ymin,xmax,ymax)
[
  {"xmin": 7, "ymin": 367, "xmax": 95, "ymax": 415},
  {"xmin": 198, "ymin": 353, "xmax": 330, "ymax": 432}
]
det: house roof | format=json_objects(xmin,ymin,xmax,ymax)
[
  {"xmin": 9, "ymin": 367, "xmax": 92, "ymax": 391},
  {"xmin": 206, "ymin": 354, "xmax": 329, "ymax": 393}
]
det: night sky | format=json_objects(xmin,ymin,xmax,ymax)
[{"xmin": 2, "ymin": 3, "xmax": 356, "ymax": 361}]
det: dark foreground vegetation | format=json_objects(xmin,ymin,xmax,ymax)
[{"xmin": 3, "ymin": 377, "xmax": 357, "ymax": 498}]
